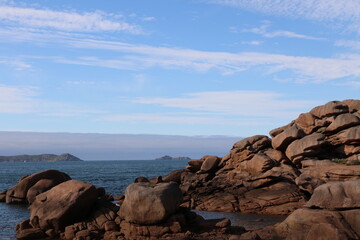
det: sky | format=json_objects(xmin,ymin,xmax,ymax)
[{"xmin": 1, "ymin": 0, "xmax": 360, "ymax": 137}]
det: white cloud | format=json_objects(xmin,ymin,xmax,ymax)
[
  {"xmin": 0, "ymin": 5, "xmax": 142, "ymax": 34},
  {"xmin": 142, "ymin": 16, "xmax": 155, "ymax": 21},
  {"xmin": 240, "ymin": 41, "xmax": 262, "ymax": 45},
  {"xmin": 211, "ymin": 0, "xmax": 360, "ymax": 34},
  {"xmin": 243, "ymin": 22, "xmax": 324, "ymax": 40}
]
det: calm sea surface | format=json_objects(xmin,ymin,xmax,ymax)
[{"xmin": 0, "ymin": 160, "xmax": 285, "ymax": 239}]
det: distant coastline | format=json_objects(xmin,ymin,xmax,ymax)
[
  {"xmin": 0, "ymin": 153, "xmax": 82, "ymax": 162},
  {"xmin": 155, "ymin": 155, "xmax": 191, "ymax": 161}
]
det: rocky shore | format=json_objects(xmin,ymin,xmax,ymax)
[{"xmin": 1, "ymin": 99, "xmax": 360, "ymax": 239}]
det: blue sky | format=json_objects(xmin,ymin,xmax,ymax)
[{"xmin": 1, "ymin": 0, "xmax": 360, "ymax": 137}]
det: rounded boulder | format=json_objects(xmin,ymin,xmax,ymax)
[{"xmin": 119, "ymin": 182, "xmax": 183, "ymax": 225}]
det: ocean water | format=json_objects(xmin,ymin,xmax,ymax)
[{"xmin": 0, "ymin": 160, "xmax": 285, "ymax": 239}]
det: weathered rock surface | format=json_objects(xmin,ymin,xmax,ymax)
[
  {"xmin": 274, "ymin": 208, "xmax": 360, "ymax": 240},
  {"xmin": 306, "ymin": 180, "xmax": 360, "ymax": 210},
  {"xmin": 4, "ymin": 169, "xmax": 71, "ymax": 204},
  {"xmin": 29, "ymin": 180, "xmax": 98, "ymax": 232},
  {"xmin": 119, "ymin": 182, "xmax": 183, "ymax": 225},
  {"xmin": 198, "ymin": 155, "xmax": 221, "ymax": 174}
]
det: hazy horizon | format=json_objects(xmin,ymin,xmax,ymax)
[{"xmin": 0, "ymin": 131, "xmax": 242, "ymax": 160}]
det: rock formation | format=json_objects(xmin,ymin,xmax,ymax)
[
  {"xmin": 160, "ymin": 100, "xmax": 360, "ymax": 215},
  {"xmin": 10, "ymin": 174, "xmax": 244, "ymax": 240}
]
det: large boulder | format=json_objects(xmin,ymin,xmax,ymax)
[
  {"xmin": 271, "ymin": 125, "xmax": 305, "ymax": 150},
  {"xmin": 294, "ymin": 113, "xmax": 317, "ymax": 134},
  {"xmin": 275, "ymin": 208, "xmax": 360, "ymax": 240},
  {"xmin": 186, "ymin": 160, "xmax": 203, "ymax": 172},
  {"xmin": 285, "ymin": 133, "xmax": 327, "ymax": 164},
  {"xmin": 5, "ymin": 170, "xmax": 71, "ymax": 204},
  {"xmin": 29, "ymin": 180, "xmax": 98, "ymax": 232},
  {"xmin": 306, "ymin": 180, "xmax": 360, "ymax": 210},
  {"xmin": 231, "ymin": 135, "xmax": 271, "ymax": 154},
  {"xmin": 325, "ymin": 113, "xmax": 360, "ymax": 133},
  {"xmin": 328, "ymin": 125, "xmax": 360, "ymax": 145},
  {"xmin": 343, "ymin": 99, "xmax": 360, "ymax": 112},
  {"xmin": 198, "ymin": 155, "xmax": 221, "ymax": 174},
  {"xmin": 119, "ymin": 182, "xmax": 183, "ymax": 225},
  {"xmin": 239, "ymin": 154, "xmax": 276, "ymax": 174},
  {"xmin": 309, "ymin": 101, "xmax": 349, "ymax": 118}
]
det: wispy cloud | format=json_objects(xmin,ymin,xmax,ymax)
[
  {"xmin": 240, "ymin": 41, "xmax": 262, "ymax": 45},
  {"xmin": 0, "ymin": 57, "xmax": 32, "ymax": 70},
  {"xmin": 335, "ymin": 40, "xmax": 360, "ymax": 50},
  {"xmin": 0, "ymin": 5, "xmax": 143, "ymax": 34},
  {"xmin": 211, "ymin": 0, "xmax": 360, "ymax": 34},
  {"xmin": 243, "ymin": 22, "xmax": 324, "ymax": 40},
  {"xmin": 133, "ymin": 90, "xmax": 318, "ymax": 118},
  {"xmin": 0, "ymin": 84, "xmax": 107, "ymax": 116},
  {"xmin": 142, "ymin": 16, "xmax": 155, "ymax": 21},
  {"xmin": 0, "ymin": 85, "xmax": 38, "ymax": 113},
  {"xmin": 1, "ymin": 27, "xmax": 360, "ymax": 82},
  {"xmin": 101, "ymin": 90, "xmax": 319, "ymax": 126}
]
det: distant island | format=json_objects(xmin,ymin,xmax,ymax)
[
  {"xmin": 0, "ymin": 153, "xmax": 82, "ymax": 162},
  {"xmin": 155, "ymin": 155, "xmax": 191, "ymax": 161}
]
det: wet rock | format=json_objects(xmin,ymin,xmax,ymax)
[{"xmin": 16, "ymin": 228, "xmax": 45, "ymax": 240}]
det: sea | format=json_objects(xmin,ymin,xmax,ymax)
[{"xmin": 0, "ymin": 160, "xmax": 285, "ymax": 239}]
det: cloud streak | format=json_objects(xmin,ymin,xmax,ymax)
[
  {"xmin": 0, "ymin": 5, "xmax": 142, "ymax": 34},
  {"xmin": 211, "ymin": 0, "xmax": 360, "ymax": 34},
  {"xmin": 243, "ymin": 22, "xmax": 323, "ymax": 40},
  {"xmin": 1, "ymin": 27, "xmax": 360, "ymax": 82},
  {"xmin": 101, "ymin": 90, "xmax": 320, "ymax": 128},
  {"xmin": 132, "ymin": 90, "xmax": 318, "ymax": 118}
]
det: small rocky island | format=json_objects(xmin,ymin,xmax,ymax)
[
  {"xmin": 0, "ymin": 153, "xmax": 82, "ymax": 162},
  {"xmin": 155, "ymin": 155, "xmax": 191, "ymax": 161}
]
